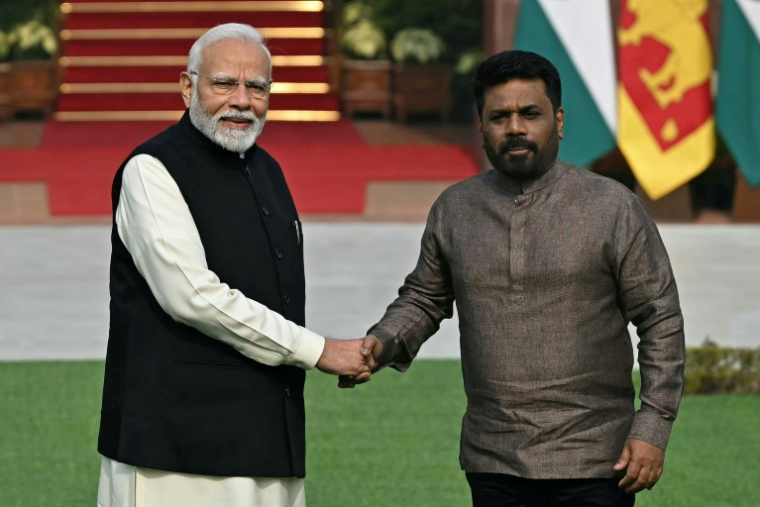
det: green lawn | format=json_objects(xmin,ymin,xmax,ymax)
[{"xmin": 0, "ymin": 360, "xmax": 758, "ymax": 506}]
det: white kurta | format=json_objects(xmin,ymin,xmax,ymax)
[{"xmin": 98, "ymin": 154, "xmax": 325, "ymax": 506}]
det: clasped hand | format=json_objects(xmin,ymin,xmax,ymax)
[{"xmin": 315, "ymin": 335, "xmax": 382, "ymax": 386}]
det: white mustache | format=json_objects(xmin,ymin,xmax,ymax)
[{"xmin": 215, "ymin": 110, "xmax": 258, "ymax": 122}]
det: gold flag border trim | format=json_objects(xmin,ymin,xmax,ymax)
[{"xmin": 617, "ymin": 86, "xmax": 715, "ymax": 200}]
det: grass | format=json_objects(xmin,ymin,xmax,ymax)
[{"xmin": 0, "ymin": 360, "xmax": 758, "ymax": 506}]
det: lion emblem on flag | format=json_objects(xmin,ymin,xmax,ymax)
[{"xmin": 619, "ymin": 0, "xmax": 711, "ymax": 110}]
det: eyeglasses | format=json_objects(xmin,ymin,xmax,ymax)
[{"xmin": 189, "ymin": 71, "xmax": 272, "ymax": 100}]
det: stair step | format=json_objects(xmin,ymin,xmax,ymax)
[
  {"xmin": 61, "ymin": 1, "xmax": 324, "ymax": 13},
  {"xmin": 62, "ymin": 65, "xmax": 330, "ymax": 83},
  {"xmin": 53, "ymin": 110, "xmax": 341, "ymax": 121},
  {"xmin": 60, "ymin": 55, "xmax": 327, "ymax": 66},
  {"xmin": 56, "ymin": 92, "xmax": 340, "ymax": 111},
  {"xmin": 59, "ymin": 82, "xmax": 329, "ymax": 93},
  {"xmin": 63, "ymin": 38, "xmax": 326, "ymax": 56},
  {"xmin": 61, "ymin": 27, "xmax": 325, "ymax": 40},
  {"xmin": 64, "ymin": 11, "xmax": 324, "ymax": 30},
  {"xmin": 54, "ymin": 0, "xmax": 338, "ymax": 121}
]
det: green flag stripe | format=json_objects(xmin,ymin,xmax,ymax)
[
  {"xmin": 716, "ymin": 0, "xmax": 760, "ymax": 186},
  {"xmin": 514, "ymin": 0, "xmax": 615, "ymax": 167}
]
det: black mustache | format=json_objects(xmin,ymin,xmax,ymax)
[{"xmin": 499, "ymin": 138, "xmax": 538, "ymax": 155}]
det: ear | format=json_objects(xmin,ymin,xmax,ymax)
[
  {"xmin": 180, "ymin": 72, "xmax": 194, "ymax": 108},
  {"xmin": 556, "ymin": 107, "xmax": 565, "ymax": 140}
]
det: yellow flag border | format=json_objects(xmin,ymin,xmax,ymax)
[{"xmin": 617, "ymin": 86, "xmax": 715, "ymax": 200}]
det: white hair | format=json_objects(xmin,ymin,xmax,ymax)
[{"xmin": 187, "ymin": 23, "xmax": 272, "ymax": 75}]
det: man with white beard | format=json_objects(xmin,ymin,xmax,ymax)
[{"xmin": 96, "ymin": 24, "xmax": 371, "ymax": 507}]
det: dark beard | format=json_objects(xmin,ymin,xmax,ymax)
[{"xmin": 483, "ymin": 125, "xmax": 560, "ymax": 182}]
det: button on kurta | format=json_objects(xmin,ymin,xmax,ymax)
[
  {"xmin": 275, "ymin": 247, "xmax": 283, "ymax": 259},
  {"xmin": 261, "ymin": 205, "xmax": 270, "ymax": 216},
  {"xmin": 283, "ymin": 294, "xmax": 291, "ymax": 304}
]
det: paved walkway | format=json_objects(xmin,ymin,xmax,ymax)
[{"xmin": 1, "ymin": 224, "xmax": 759, "ymax": 361}]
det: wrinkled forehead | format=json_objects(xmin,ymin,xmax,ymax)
[{"xmin": 200, "ymin": 40, "xmax": 272, "ymax": 78}]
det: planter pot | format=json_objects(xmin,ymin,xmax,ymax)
[
  {"xmin": 7, "ymin": 60, "xmax": 58, "ymax": 117},
  {"xmin": 341, "ymin": 59, "xmax": 392, "ymax": 119},
  {"xmin": 392, "ymin": 64, "xmax": 451, "ymax": 123},
  {"xmin": 0, "ymin": 63, "xmax": 12, "ymax": 122}
]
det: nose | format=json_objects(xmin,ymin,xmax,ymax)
[
  {"xmin": 506, "ymin": 115, "xmax": 527, "ymax": 136},
  {"xmin": 227, "ymin": 83, "xmax": 252, "ymax": 110}
]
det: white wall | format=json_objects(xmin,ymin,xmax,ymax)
[{"xmin": 0, "ymin": 224, "xmax": 758, "ymax": 361}]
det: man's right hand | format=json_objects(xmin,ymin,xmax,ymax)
[
  {"xmin": 338, "ymin": 335, "xmax": 383, "ymax": 388},
  {"xmin": 316, "ymin": 338, "xmax": 372, "ymax": 377}
]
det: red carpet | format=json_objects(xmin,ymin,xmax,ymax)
[
  {"xmin": 0, "ymin": 142, "xmax": 479, "ymax": 215},
  {"xmin": 39, "ymin": 121, "xmax": 367, "ymax": 148},
  {"xmin": 2, "ymin": 1, "xmax": 479, "ymax": 217}
]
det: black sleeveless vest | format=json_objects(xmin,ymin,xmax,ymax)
[{"xmin": 98, "ymin": 111, "xmax": 308, "ymax": 477}]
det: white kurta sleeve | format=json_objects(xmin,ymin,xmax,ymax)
[{"xmin": 115, "ymin": 154, "xmax": 325, "ymax": 370}]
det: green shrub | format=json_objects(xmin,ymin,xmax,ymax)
[
  {"xmin": 0, "ymin": 0, "xmax": 59, "ymax": 62},
  {"xmin": 685, "ymin": 343, "xmax": 760, "ymax": 395},
  {"xmin": 0, "ymin": 0, "xmax": 58, "ymax": 32},
  {"xmin": 390, "ymin": 28, "xmax": 446, "ymax": 64}
]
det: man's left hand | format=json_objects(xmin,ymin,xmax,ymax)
[{"xmin": 613, "ymin": 438, "xmax": 665, "ymax": 493}]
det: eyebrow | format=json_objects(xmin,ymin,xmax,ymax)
[
  {"xmin": 489, "ymin": 104, "xmax": 540, "ymax": 115},
  {"xmin": 209, "ymin": 74, "xmax": 270, "ymax": 84}
]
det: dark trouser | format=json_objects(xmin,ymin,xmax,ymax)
[{"xmin": 466, "ymin": 473, "xmax": 635, "ymax": 507}]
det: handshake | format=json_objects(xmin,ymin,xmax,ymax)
[{"xmin": 315, "ymin": 335, "xmax": 383, "ymax": 388}]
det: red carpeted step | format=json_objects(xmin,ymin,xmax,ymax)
[
  {"xmin": 63, "ymin": 0, "xmax": 311, "ymax": 3},
  {"xmin": 63, "ymin": 38, "xmax": 325, "ymax": 57},
  {"xmin": 56, "ymin": 92, "xmax": 339, "ymax": 111},
  {"xmin": 0, "ymin": 143, "xmax": 478, "ymax": 216},
  {"xmin": 64, "ymin": 12, "xmax": 325, "ymax": 30},
  {"xmin": 40, "ymin": 121, "xmax": 176, "ymax": 148},
  {"xmin": 54, "ymin": 1, "xmax": 338, "ymax": 122},
  {"xmin": 62, "ymin": 65, "xmax": 330, "ymax": 83},
  {"xmin": 39, "ymin": 120, "xmax": 366, "ymax": 148}
]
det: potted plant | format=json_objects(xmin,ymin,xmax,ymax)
[
  {"xmin": 6, "ymin": 18, "xmax": 59, "ymax": 117},
  {"xmin": 450, "ymin": 46, "xmax": 484, "ymax": 122},
  {"xmin": 339, "ymin": 1, "xmax": 393, "ymax": 119},
  {"xmin": 389, "ymin": 28, "xmax": 450, "ymax": 123}
]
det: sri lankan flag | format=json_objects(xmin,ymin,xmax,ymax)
[{"xmin": 617, "ymin": 0, "xmax": 715, "ymax": 200}]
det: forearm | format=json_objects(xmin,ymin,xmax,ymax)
[
  {"xmin": 368, "ymin": 200, "xmax": 454, "ymax": 372},
  {"xmin": 369, "ymin": 288, "xmax": 451, "ymax": 371},
  {"xmin": 117, "ymin": 154, "xmax": 325, "ymax": 369},
  {"xmin": 616, "ymin": 196, "xmax": 686, "ymax": 449},
  {"xmin": 629, "ymin": 307, "xmax": 685, "ymax": 450}
]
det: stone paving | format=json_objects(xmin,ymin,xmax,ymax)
[{"xmin": 1, "ymin": 223, "xmax": 759, "ymax": 362}]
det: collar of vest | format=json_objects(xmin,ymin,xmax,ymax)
[{"xmin": 178, "ymin": 109, "xmax": 260, "ymax": 166}]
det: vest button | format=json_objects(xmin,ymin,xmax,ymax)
[
  {"xmin": 285, "ymin": 386, "xmax": 291, "ymax": 397},
  {"xmin": 275, "ymin": 247, "xmax": 283, "ymax": 259},
  {"xmin": 262, "ymin": 205, "xmax": 270, "ymax": 216},
  {"xmin": 283, "ymin": 294, "xmax": 291, "ymax": 304}
]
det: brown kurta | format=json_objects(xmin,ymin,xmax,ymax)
[{"xmin": 369, "ymin": 159, "xmax": 685, "ymax": 479}]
